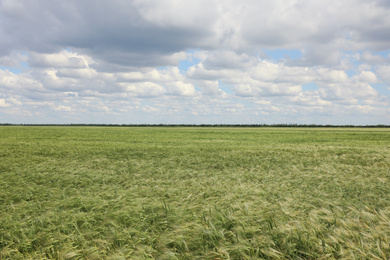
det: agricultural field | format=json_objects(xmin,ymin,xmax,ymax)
[{"xmin": 0, "ymin": 126, "xmax": 389, "ymax": 259}]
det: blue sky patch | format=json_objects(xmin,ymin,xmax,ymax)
[
  {"xmin": 218, "ymin": 81, "xmax": 233, "ymax": 94},
  {"xmin": 0, "ymin": 67, "xmax": 23, "ymax": 74},
  {"xmin": 178, "ymin": 50, "xmax": 201, "ymax": 73},
  {"xmin": 372, "ymin": 83, "xmax": 390, "ymax": 95},
  {"xmin": 0, "ymin": 55, "xmax": 29, "ymax": 74},
  {"xmin": 302, "ymin": 82, "xmax": 318, "ymax": 91},
  {"xmin": 372, "ymin": 50, "xmax": 390, "ymax": 58}
]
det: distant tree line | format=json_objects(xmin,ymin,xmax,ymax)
[{"xmin": 0, "ymin": 123, "xmax": 389, "ymax": 128}]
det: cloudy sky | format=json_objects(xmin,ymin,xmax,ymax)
[{"xmin": 0, "ymin": 0, "xmax": 389, "ymax": 124}]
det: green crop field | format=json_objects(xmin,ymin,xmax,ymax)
[{"xmin": 0, "ymin": 126, "xmax": 389, "ymax": 259}]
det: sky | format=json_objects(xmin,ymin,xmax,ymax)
[{"xmin": 0, "ymin": 0, "xmax": 389, "ymax": 125}]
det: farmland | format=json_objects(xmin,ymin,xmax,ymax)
[{"xmin": 0, "ymin": 126, "xmax": 389, "ymax": 259}]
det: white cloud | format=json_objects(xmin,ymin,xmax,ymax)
[
  {"xmin": 0, "ymin": 51, "xmax": 27, "ymax": 67},
  {"xmin": 0, "ymin": 69, "xmax": 44, "ymax": 92},
  {"xmin": 28, "ymin": 51, "xmax": 91, "ymax": 68},
  {"xmin": 317, "ymin": 82, "xmax": 378, "ymax": 104},
  {"xmin": 203, "ymin": 50, "xmax": 258, "ymax": 69},
  {"xmin": 195, "ymin": 80, "xmax": 225, "ymax": 96},
  {"xmin": 166, "ymin": 82, "xmax": 196, "ymax": 96},
  {"xmin": 56, "ymin": 68, "xmax": 98, "ymax": 79},
  {"xmin": 376, "ymin": 65, "xmax": 390, "ymax": 83},
  {"xmin": 358, "ymin": 64, "xmax": 372, "ymax": 71},
  {"xmin": 0, "ymin": 0, "xmax": 389, "ymax": 124},
  {"xmin": 133, "ymin": 0, "xmax": 217, "ymax": 28},
  {"xmin": 317, "ymin": 69, "xmax": 349, "ymax": 83},
  {"xmin": 354, "ymin": 71, "xmax": 377, "ymax": 84},
  {"xmin": 360, "ymin": 51, "xmax": 388, "ymax": 65},
  {"xmin": 55, "ymin": 105, "xmax": 72, "ymax": 112},
  {"xmin": 288, "ymin": 93, "xmax": 332, "ymax": 107},
  {"xmin": 122, "ymin": 82, "xmax": 165, "ymax": 98},
  {"xmin": 0, "ymin": 99, "xmax": 10, "ymax": 107}
]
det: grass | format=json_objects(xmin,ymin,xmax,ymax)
[{"xmin": 0, "ymin": 126, "xmax": 389, "ymax": 259}]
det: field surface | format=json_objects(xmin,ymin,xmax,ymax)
[{"xmin": 0, "ymin": 126, "xmax": 389, "ymax": 259}]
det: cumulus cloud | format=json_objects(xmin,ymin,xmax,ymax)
[
  {"xmin": 0, "ymin": 99, "xmax": 10, "ymax": 107},
  {"xmin": 166, "ymin": 82, "xmax": 196, "ymax": 96},
  {"xmin": 0, "ymin": 0, "xmax": 389, "ymax": 124},
  {"xmin": 376, "ymin": 65, "xmax": 390, "ymax": 83},
  {"xmin": 28, "ymin": 51, "xmax": 91, "ymax": 68},
  {"xmin": 360, "ymin": 51, "xmax": 389, "ymax": 65}
]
